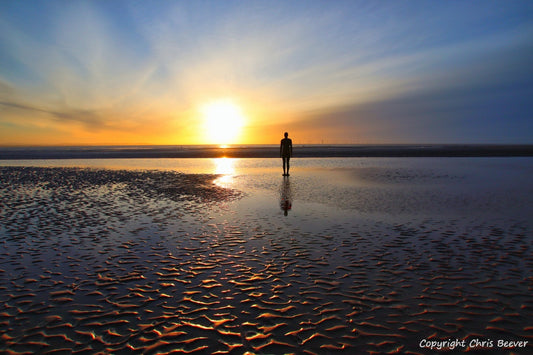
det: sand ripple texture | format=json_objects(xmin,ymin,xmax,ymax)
[{"xmin": 1, "ymin": 167, "xmax": 532, "ymax": 354}]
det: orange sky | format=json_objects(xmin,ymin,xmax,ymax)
[{"xmin": 1, "ymin": 1, "xmax": 532, "ymax": 146}]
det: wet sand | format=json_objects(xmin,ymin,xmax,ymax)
[
  {"xmin": 1, "ymin": 144, "xmax": 533, "ymax": 160},
  {"xmin": 1, "ymin": 164, "xmax": 532, "ymax": 354}
]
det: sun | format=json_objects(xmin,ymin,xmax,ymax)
[{"xmin": 201, "ymin": 99, "xmax": 245, "ymax": 145}]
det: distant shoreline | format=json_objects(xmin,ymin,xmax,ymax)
[{"xmin": 1, "ymin": 144, "xmax": 532, "ymax": 159}]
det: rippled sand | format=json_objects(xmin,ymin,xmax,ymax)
[{"xmin": 1, "ymin": 164, "xmax": 532, "ymax": 354}]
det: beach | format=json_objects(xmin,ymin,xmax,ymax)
[
  {"xmin": 3, "ymin": 0, "xmax": 533, "ymax": 352},
  {"xmin": 1, "ymin": 157, "xmax": 532, "ymax": 354},
  {"xmin": 1, "ymin": 144, "xmax": 533, "ymax": 160}
]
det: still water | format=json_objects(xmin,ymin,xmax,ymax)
[
  {"xmin": 2, "ymin": 157, "xmax": 532, "ymax": 220},
  {"xmin": 1, "ymin": 157, "xmax": 532, "ymax": 354}
]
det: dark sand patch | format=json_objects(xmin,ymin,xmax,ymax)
[
  {"xmin": 0, "ymin": 166, "xmax": 531, "ymax": 354},
  {"xmin": 1, "ymin": 144, "xmax": 533, "ymax": 160},
  {"xmin": 0, "ymin": 167, "xmax": 241, "ymax": 203}
]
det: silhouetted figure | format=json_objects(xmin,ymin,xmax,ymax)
[
  {"xmin": 280, "ymin": 176, "xmax": 292, "ymax": 216},
  {"xmin": 280, "ymin": 132, "xmax": 293, "ymax": 176}
]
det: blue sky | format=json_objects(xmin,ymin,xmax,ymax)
[{"xmin": 0, "ymin": 0, "xmax": 532, "ymax": 145}]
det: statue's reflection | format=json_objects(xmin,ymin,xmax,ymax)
[{"xmin": 279, "ymin": 177, "xmax": 293, "ymax": 216}]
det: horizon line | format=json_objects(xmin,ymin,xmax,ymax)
[
  {"xmin": 1, "ymin": 143, "xmax": 533, "ymax": 148},
  {"xmin": 1, "ymin": 144, "xmax": 532, "ymax": 160}
]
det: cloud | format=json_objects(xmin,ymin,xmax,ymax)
[
  {"xmin": 1, "ymin": 1, "xmax": 532, "ymax": 144},
  {"xmin": 296, "ymin": 33, "xmax": 533, "ymax": 143},
  {"xmin": 0, "ymin": 100, "xmax": 107, "ymax": 130}
]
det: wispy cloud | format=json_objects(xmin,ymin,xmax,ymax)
[
  {"xmin": 296, "ymin": 32, "xmax": 533, "ymax": 143},
  {"xmin": 0, "ymin": 1, "xmax": 532, "ymax": 144},
  {"xmin": 0, "ymin": 100, "xmax": 107, "ymax": 129}
]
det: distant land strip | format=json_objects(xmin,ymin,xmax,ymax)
[{"xmin": 1, "ymin": 144, "xmax": 533, "ymax": 160}]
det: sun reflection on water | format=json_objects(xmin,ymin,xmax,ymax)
[{"xmin": 213, "ymin": 157, "xmax": 236, "ymax": 188}]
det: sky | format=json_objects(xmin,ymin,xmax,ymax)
[{"xmin": 0, "ymin": 0, "xmax": 532, "ymax": 146}]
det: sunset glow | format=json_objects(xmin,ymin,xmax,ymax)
[
  {"xmin": 201, "ymin": 100, "xmax": 245, "ymax": 145},
  {"xmin": 0, "ymin": 1, "xmax": 532, "ymax": 145},
  {"xmin": 213, "ymin": 157, "xmax": 236, "ymax": 188}
]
